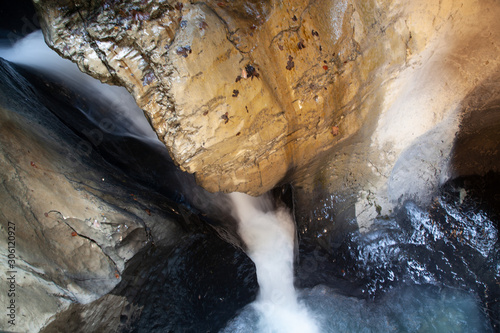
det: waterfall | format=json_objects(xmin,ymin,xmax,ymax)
[
  {"xmin": 229, "ymin": 192, "xmax": 319, "ymax": 333},
  {"xmin": 1, "ymin": 31, "xmax": 496, "ymax": 333},
  {"xmin": 222, "ymin": 191, "xmax": 495, "ymax": 333}
]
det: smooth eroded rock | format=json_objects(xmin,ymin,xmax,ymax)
[
  {"xmin": 0, "ymin": 58, "xmax": 185, "ymax": 332},
  {"xmin": 33, "ymin": 0, "xmax": 365, "ymax": 195}
]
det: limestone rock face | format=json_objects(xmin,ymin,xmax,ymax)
[
  {"xmin": 33, "ymin": 0, "xmax": 500, "ymax": 207},
  {"xmin": 32, "ymin": 0, "xmax": 362, "ymax": 195}
]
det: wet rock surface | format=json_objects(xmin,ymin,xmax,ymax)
[
  {"xmin": 41, "ymin": 233, "xmax": 258, "ymax": 333},
  {"xmin": 295, "ymin": 172, "xmax": 500, "ymax": 330},
  {"xmin": 0, "ymin": 58, "xmax": 187, "ymax": 332}
]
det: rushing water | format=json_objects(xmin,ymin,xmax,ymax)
[
  {"xmin": 228, "ymin": 192, "xmax": 319, "ymax": 333},
  {"xmin": 225, "ymin": 284, "xmax": 491, "ymax": 332},
  {"xmin": 223, "ymin": 188, "xmax": 497, "ymax": 332},
  {"xmin": 1, "ymin": 32, "xmax": 498, "ymax": 332}
]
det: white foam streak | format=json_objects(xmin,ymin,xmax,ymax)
[
  {"xmin": 0, "ymin": 31, "xmax": 158, "ymax": 142},
  {"xmin": 229, "ymin": 192, "xmax": 319, "ymax": 333}
]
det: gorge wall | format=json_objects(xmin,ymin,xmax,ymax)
[
  {"xmin": 33, "ymin": 0, "xmax": 500, "ymax": 229},
  {"xmin": 1, "ymin": 0, "xmax": 500, "ymax": 331}
]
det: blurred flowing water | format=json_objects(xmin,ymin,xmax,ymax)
[
  {"xmin": 223, "ymin": 176, "xmax": 499, "ymax": 332},
  {"xmin": 0, "ymin": 32, "xmax": 498, "ymax": 332},
  {"xmin": 228, "ymin": 192, "xmax": 319, "ymax": 333},
  {"xmin": 0, "ymin": 31, "xmax": 157, "ymax": 141}
]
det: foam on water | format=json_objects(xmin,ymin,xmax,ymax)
[
  {"xmin": 228, "ymin": 192, "xmax": 319, "ymax": 333},
  {"xmin": 223, "ymin": 283, "xmax": 491, "ymax": 332}
]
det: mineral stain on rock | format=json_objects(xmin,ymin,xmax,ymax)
[
  {"xmin": 243, "ymin": 64, "xmax": 259, "ymax": 80},
  {"xmin": 176, "ymin": 46, "xmax": 192, "ymax": 58},
  {"xmin": 142, "ymin": 72, "xmax": 155, "ymax": 86},
  {"xmin": 286, "ymin": 55, "xmax": 294, "ymax": 70}
]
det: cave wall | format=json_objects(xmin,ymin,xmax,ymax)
[{"xmin": 294, "ymin": 0, "xmax": 500, "ymax": 233}]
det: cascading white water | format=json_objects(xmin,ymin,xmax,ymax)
[{"xmin": 229, "ymin": 192, "xmax": 319, "ymax": 333}]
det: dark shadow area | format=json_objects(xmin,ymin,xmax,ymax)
[
  {"xmin": 437, "ymin": 172, "xmax": 500, "ymax": 327},
  {"xmin": 449, "ymin": 69, "xmax": 500, "ymax": 178},
  {"xmin": 0, "ymin": 0, "xmax": 37, "ymax": 39},
  {"xmin": 119, "ymin": 233, "xmax": 258, "ymax": 333}
]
